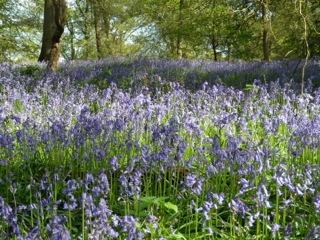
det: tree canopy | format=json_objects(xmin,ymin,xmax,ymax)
[{"xmin": 0, "ymin": 0, "xmax": 319, "ymax": 62}]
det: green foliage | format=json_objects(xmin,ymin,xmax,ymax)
[
  {"xmin": 15, "ymin": 64, "xmax": 43, "ymax": 77},
  {"xmin": 87, "ymin": 69, "xmax": 112, "ymax": 90},
  {"xmin": 1, "ymin": 0, "xmax": 320, "ymax": 62}
]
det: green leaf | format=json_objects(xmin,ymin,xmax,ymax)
[
  {"xmin": 153, "ymin": 197, "xmax": 169, "ymax": 205},
  {"xmin": 164, "ymin": 202, "xmax": 178, "ymax": 213},
  {"xmin": 139, "ymin": 196, "xmax": 157, "ymax": 204},
  {"xmin": 244, "ymin": 84, "xmax": 252, "ymax": 90},
  {"xmin": 168, "ymin": 232, "xmax": 187, "ymax": 239}
]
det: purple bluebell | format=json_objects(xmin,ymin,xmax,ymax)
[
  {"xmin": 97, "ymin": 169, "xmax": 109, "ymax": 195},
  {"xmin": 247, "ymin": 215, "xmax": 255, "ymax": 227},
  {"xmin": 200, "ymin": 200, "xmax": 213, "ymax": 221},
  {"xmin": 63, "ymin": 193, "xmax": 78, "ymax": 211},
  {"xmin": 306, "ymin": 226, "xmax": 320, "ymax": 240},
  {"xmin": 314, "ymin": 194, "xmax": 320, "ymax": 213},
  {"xmin": 120, "ymin": 215, "xmax": 143, "ymax": 240},
  {"xmin": 238, "ymin": 178, "xmax": 253, "ymax": 195},
  {"xmin": 229, "ymin": 198, "xmax": 250, "ymax": 218},
  {"xmin": 0, "ymin": 159, "xmax": 7, "ymax": 166},
  {"xmin": 256, "ymin": 181, "xmax": 271, "ymax": 208},
  {"xmin": 62, "ymin": 179, "xmax": 78, "ymax": 194},
  {"xmin": 184, "ymin": 174, "xmax": 204, "ymax": 195},
  {"xmin": 46, "ymin": 215, "xmax": 71, "ymax": 240},
  {"xmin": 283, "ymin": 224, "xmax": 293, "ymax": 237},
  {"xmin": 271, "ymin": 223, "xmax": 280, "ymax": 238},
  {"xmin": 0, "ymin": 196, "xmax": 21, "ymax": 238},
  {"xmin": 88, "ymin": 198, "xmax": 119, "ymax": 239},
  {"xmin": 278, "ymin": 197, "xmax": 291, "ymax": 211},
  {"xmin": 108, "ymin": 156, "xmax": 119, "ymax": 172},
  {"xmin": 24, "ymin": 226, "xmax": 41, "ymax": 240},
  {"xmin": 145, "ymin": 214, "xmax": 159, "ymax": 231},
  {"xmin": 207, "ymin": 192, "xmax": 225, "ymax": 209},
  {"xmin": 82, "ymin": 173, "xmax": 94, "ymax": 191}
]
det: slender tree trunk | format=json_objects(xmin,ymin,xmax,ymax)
[
  {"xmin": 177, "ymin": 36, "xmax": 182, "ymax": 58},
  {"xmin": 70, "ymin": 31, "xmax": 76, "ymax": 60},
  {"xmin": 66, "ymin": 19, "xmax": 76, "ymax": 60},
  {"xmin": 176, "ymin": 0, "xmax": 184, "ymax": 58},
  {"xmin": 102, "ymin": 0, "xmax": 111, "ymax": 55},
  {"xmin": 262, "ymin": 0, "xmax": 270, "ymax": 61},
  {"xmin": 77, "ymin": 0, "xmax": 90, "ymax": 60},
  {"xmin": 169, "ymin": 36, "xmax": 176, "ymax": 57},
  {"xmin": 38, "ymin": 0, "xmax": 66, "ymax": 71},
  {"xmin": 210, "ymin": 0, "xmax": 218, "ymax": 61},
  {"xmin": 211, "ymin": 34, "xmax": 218, "ymax": 61},
  {"xmin": 92, "ymin": 0, "xmax": 103, "ymax": 59},
  {"xmin": 83, "ymin": 25, "xmax": 90, "ymax": 59}
]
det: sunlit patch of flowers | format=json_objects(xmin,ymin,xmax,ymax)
[{"xmin": 0, "ymin": 57, "xmax": 320, "ymax": 239}]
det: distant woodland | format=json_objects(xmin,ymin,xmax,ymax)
[{"xmin": 1, "ymin": 0, "xmax": 319, "ymax": 64}]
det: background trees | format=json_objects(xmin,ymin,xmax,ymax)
[
  {"xmin": 0, "ymin": 0, "xmax": 319, "ymax": 63},
  {"xmin": 0, "ymin": 0, "xmax": 42, "ymax": 62}
]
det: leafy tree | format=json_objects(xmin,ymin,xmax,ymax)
[
  {"xmin": 0, "ymin": 0, "xmax": 42, "ymax": 62},
  {"xmin": 1, "ymin": 0, "xmax": 319, "ymax": 62}
]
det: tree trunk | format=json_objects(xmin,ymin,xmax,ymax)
[
  {"xmin": 76, "ymin": 0, "xmax": 90, "ymax": 59},
  {"xmin": 262, "ymin": 0, "xmax": 270, "ymax": 61},
  {"xmin": 70, "ymin": 29, "xmax": 76, "ymax": 60},
  {"xmin": 102, "ymin": 0, "xmax": 111, "ymax": 55},
  {"xmin": 176, "ymin": 0, "xmax": 184, "ymax": 58},
  {"xmin": 38, "ymin": 0, "xmax": 66, "ymax": 71},
  {"xmin": 211, "ymin": 34, "xmax": 218, "ymax": 61},
  {"xmin": 92, "ymin": 0, "xmax": 103, "ymax": 59},
  {"xmin": 66, "ymin": 18, "xmax": 76, "ymax": 60}
]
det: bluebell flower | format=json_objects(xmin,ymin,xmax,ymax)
[
  {"xmin": 46, "ymin": 215, "xmax": 71, "ymax": 240},
  {"xmin": 0, "ymin": 159, "xmax": 7, "ymax": 166},
  {"xmin": 229, "ymin": 198, "xmax": 250, "ymax": 218},
  {"xmin": 108, "ymin": 156, "xmax": 119, "ymax": 172},
  {"xmin": 84, "ymin": 193, "xmax": 94, "ymax": 209},
  {"xmin": 24, "ymin": 226, "xmax": 41, "ymax": 240},
  {"xmin": 206, "ymin": 227, "xmax": 213, "ymax": 235},
  {"xmin": 145, "ymin": 214, "xmax": 159, "ymax": 231},
  {"xmin": 271, "ymin": 223, "xmax": 280, "ymax": 238},
  {"xmin": 0, "ymin": 197, "xmax": 21, "ymax": 237},
  {"xmin": 283, "ymin": 224, "xmax": 293, "ymax": 237},
  {"xmin": 98, "ymin": 170, "xmax": 109, "ymax": 194},
  {"xmin": 88, "ymin": 198, "xmax": 119, "ymax": 239},
  {"xmin": 238, "ymin": 178, "xmax": 253, "ymax": 195},
  {"xmin": 184, "ymin": 174, "xmax": 204, "ymax": 195},
  {"xmin": 306, "ymin": 226, "xmax": 320, "ymax": 240},
  {"xmin": 9, "ymin": 182, "xmax": 18, "ymax": 195},
  {"xmin": 63, "ymin": 197, "xmax": 77, "ymax": 211},
  {"xmin": 146, "ymin": 214, "xmax": 157, "ymax": 224},
  {"xmin": 314, "ymin": 194, "xmax": 320, "ymax": 213},
  {"xmin": 82, "ymin": 173, "xmax": 94, "ymax": 191},
  {"xmin": 120, "ymin": 215, "xmax": 142, "ymax": 240},
  {"xmin": 256, "ymin": 182, "xmax": 271, "ymax": 208},
  {"xmin": 28, "ymin": 203, "xmax": 37, "ymax": 210},
  {"xmin": 280, "ymin": 198, "xmax": 292, "ymax": 210},
  {"xmin": 62, "ymin": 179, "xmax": 78, "ymax": 194}
]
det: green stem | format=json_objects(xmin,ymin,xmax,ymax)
[
  {"xmin": 82, "ymin": 199, "xmax": 85, "ymax": 240},
  {"xmin": 195, "ymin": 197, "xmax": 199, "ymax": 237}
]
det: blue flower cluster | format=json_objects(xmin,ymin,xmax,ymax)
[{"xmin": 0, "ymin": 57, "xmax": 320, "ymax": 239}]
